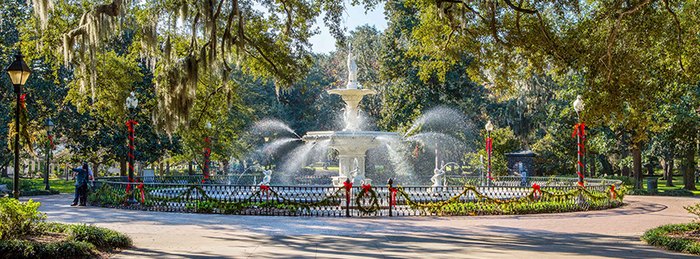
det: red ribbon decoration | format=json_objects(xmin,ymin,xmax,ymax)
[
  {"xmin": 610, "ymin": 185, "xmax": 617, "ymax": 199},
  {"xmin": 48, "ymin": 135, "xmax": 55, "ymax": 149},
  {"xmin": 260, "ymin": 184, "xmax": 270, "ymax": 192},
  {"xmin": 486, "ymin": 137, "xmax": 494, "ymax": 181},
  {"xmin": 532, "ymin": 183, "xmax": 542, "ymax": 199},
  {"xmin": 572, "ymin": 122, "xmax": 586, "ymax": 187},
  {"xmin": 343, "ymin": 181, "xmax": 353, "ymax": 204},
  {"xmin": 19, "ymin": 94, "xmax": 26, "ymax": 110},
  {"xmin": 361, "ymin": 184, "xmax": 372, "ymax": 196},
  {"xmin": 137, "ymin": 182, "xmax": 145, "ymax": 203},
  {"xmin": 125, "ymin": 177, "xmax": 133, "ymax": 193},
  {"xmin": 389, "ymin": 187, "xmax": 397, "ymax": 207}
]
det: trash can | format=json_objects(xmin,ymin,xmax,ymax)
[{"xmin": 646, "ymin": 177, "xmax": 658, "ymax": 194}]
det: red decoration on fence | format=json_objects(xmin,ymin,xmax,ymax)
[
  {"xmin": 343, "ymin": 181, "xmax": 353, "ymax": 204},
  {"xmin": 137, "ymin": 182, "xmax": 145, "ymax": 203},
  {"xmin": 126, "ymin": 177, "xmax": 133, "ymax": 193},
  {"xmin": 361, "ymin": 184, "xmax": 372, "ymax": 195},
  {"xmin": 260, "ymin": 184, "xmax": 270, "ymax": 192},
  {"xmin": 389, "ymin": 187, "xmax": 397, "ymax": 207},
  {"xmin": 610, "ymin": 185, "xmax": 616, "ymax": 199},
  {"xmin": 532, "ymin": 183, "xmax": 542, "ymax": 199}
]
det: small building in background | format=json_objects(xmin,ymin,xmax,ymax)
[{"xmin": 505, "ymin": 150, "xmax": 537, "ymax": 176}]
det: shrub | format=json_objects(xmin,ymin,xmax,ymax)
[
  {"xmin": 0, "ymin": 198, "xmax": 46, "ymax": 239},
  {"xmin": 641, "ymin": 223, "xmax": 700, "ymax": 255},
  {"xmin": 69, "ymin": 224, "xmax": 132, "ymax": 249},
  {"xmin": 0, "ymin": 239, "xmax": 97, "ymax": 259}
]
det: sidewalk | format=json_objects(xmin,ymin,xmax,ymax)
[{"xmin": 30, "ymin": 194, "xmax": 700, "ymax": 258}]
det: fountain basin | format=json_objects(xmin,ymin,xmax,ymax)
[{"xmin": 303, "ymin": 131, "xmax": 399, "ymax": 186}]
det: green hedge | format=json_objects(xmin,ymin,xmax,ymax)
[
  {"xmin": 641, "ymin": 223, "xmax": 700, "ymax": 255},
  {"xmin": 0, "ymin": 223, "xmax": 132, "ymax": 259}
]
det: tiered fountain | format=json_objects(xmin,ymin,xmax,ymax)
[{"xmin": 302, "ymin": 47, "xmax": 398, "ymax": 186}]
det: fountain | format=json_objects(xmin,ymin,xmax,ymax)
[{"xmin": 302, "ymin": 45, "xmax": 399, "ymax": 186}]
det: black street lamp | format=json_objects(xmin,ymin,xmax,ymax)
[
  {"xmin": 203, "ymin": 122, "xmax": 212, "ymax": 181},
  {"xmin": 5, "ymin": 52, "xmax": 31, "ymax": 199},
  {"xmin": 45, "ymin": 118, "xmax": 54, "ymax": 190}
]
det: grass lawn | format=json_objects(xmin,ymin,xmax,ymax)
[
  {"xmin": 640, "ymin": 176, "xmax": 700, "ymax": 196},
  {"xmin": 0, "ymin": 177, "xmax": 75, "ymax": 194}
]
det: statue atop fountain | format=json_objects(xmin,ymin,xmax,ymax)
[{"xmin": 347, "ymin": 43, "xmax": 360, "ymax": 90}]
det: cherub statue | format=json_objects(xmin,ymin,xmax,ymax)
[{"xmin": 259, "ymin": 169, "xmax": 272, "ymax": 185}]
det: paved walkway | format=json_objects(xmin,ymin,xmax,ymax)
[{"xmin": 28, "ymin": 194, "xmax": 700, "ymax": 258}]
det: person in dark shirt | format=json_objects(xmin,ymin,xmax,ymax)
[{"xmin": 71, "ymin": 163, "xmax": 90, "ymax": 206}]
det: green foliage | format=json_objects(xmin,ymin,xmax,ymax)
[
  {"xmin": 0, "ymin": 222, "xmax": 131, "ymax": 258},
  {"xmin": 0, "ymin": 239, "xmax": 96, "ymax": 259},
  {"xmin": 0, "ymin": 198, "xmax": 45, "ymax": 240},
  {"xmin": 642, "ymin": 223, "xmax": 700, "ymax": 255},
  {"xmin": 68, "ymin": 224, "xmax": 132, "ymax": 249}
]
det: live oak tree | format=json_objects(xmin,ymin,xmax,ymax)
[{"xmin": 400, "ymin": 0, "xmax": 700, "ymax": 188}]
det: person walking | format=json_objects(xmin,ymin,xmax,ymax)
[{"xmin": 71, "ymin": 163, "xmax": 90, "ymax": 206}]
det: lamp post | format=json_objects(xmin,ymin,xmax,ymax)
[
  {"xmin": 573, "ymin": 95, "xmax": 585, "ymax": 187},
  {"xmin": 203, "ymin": 122, "xmax": 212, "ymax": 181},
  {"xmin": 485, "ymin": 120, "xmax": 494, "ymax": 184},
  {"xmin": 6, "ymin": 52, "xmax": 31, "ymax": 199},
  {"xmin": 125, "ymin": 92, "xmax": 138, "ymax": 202},
  {"xmin": 45, "ymin": 118, "xmax": 54, "ymax": 190}
]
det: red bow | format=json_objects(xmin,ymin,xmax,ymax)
[
  {"xmin": 343, "ymin": 181, "xmax": 353, "ymax": 192},
  {"xmin": 610, "ymin": 185, "xmax": 617, "ymax": 199},
  {"xmin": 260, "ymin": 184, "xmax": 270, "ymax": 192},
  {"xmin": 361, "ymin": 184, "xmax": 372, "ymax": 195},
  {"xmin": 389, "ymin": 187, "xmax": 397, "ymax": 207},
  {"xmin": 532, "ymin": 183, "xmax": 542, "ymax": 199},
  {"xmin": 126, "ymin": 120, "xmax": 138, "ymax": 133},
  {"xmin": 572, "ymin": 123, "xmax": 586, "ymax": 140},
  {"xmin": 137, "ymin": 182, "xmax": 145, "ymax": 203},
  {"xmin": 19, "ymin": 94, "xmax": 26, "ymax": 110}
]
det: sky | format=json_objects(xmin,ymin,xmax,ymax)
[{"xmin": 308, "ymin": 3, "xmax": 387, "ymax": 54}]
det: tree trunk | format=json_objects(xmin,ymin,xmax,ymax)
[
  {"xmin": 666, "ymin": 158, "xmax": 675, "ymax": 187},
  {"xmin": 188, "ymin": 161, "xmax": 194, "ymax": 175},
  {"xmin": 166, "ymin": 161, "xmax": 171, "ymax": 175},
  {"xmin": 632, "ymin": 147, "xmax": 643, "ymax": 189},
  {"xmin": 599, "ymin": 155, "xmax": 613, "ymax": 175},
  {"xmin": 119, "ymin": 156, "xmax": 127, "ymax": 177},
  {"xmin": 684, "ymin": 144, "xmax": 697, "ymax": 190}
]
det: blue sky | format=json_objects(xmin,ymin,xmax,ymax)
[{"xmin": 308, "ymin": 3, "xmax": 387, "ymax": 54}]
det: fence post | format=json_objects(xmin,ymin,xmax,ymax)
[
  {"xmin": 344, "ymin": 178, "xmax": 352, "ymax": 217},
  {"xmin": 387, "ymin": 178, "xmax": 393, "ymax": 217}
]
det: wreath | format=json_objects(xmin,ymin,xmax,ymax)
[{"xmin": 355, "ymin": 184, "xmax": 380, "ymax": 214}]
